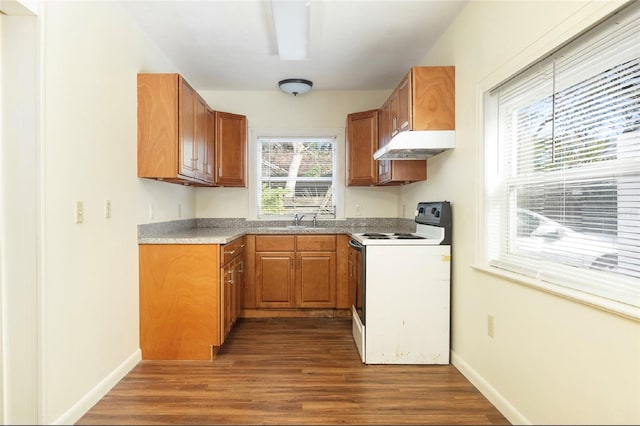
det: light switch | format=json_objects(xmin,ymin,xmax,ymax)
[
  {"xmin": 75, "ymin": 201, "xmax": 84, "ymax": 224},
  {"xmin": 104, "ymin": 200, "xmax": 112, "ymax": 219}
]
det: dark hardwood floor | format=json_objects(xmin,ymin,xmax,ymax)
[{"xmin": 77, "ymin": 317, "xmax": 510, "ymax": 425}]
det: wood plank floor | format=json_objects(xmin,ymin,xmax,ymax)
[{"xmin": 77, "ymin": 318, "xmax": 510, "ymax": 425}]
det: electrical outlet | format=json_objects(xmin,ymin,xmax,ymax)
[
  {"xmin": 75, "ymin": 201, "xmax": 84, "ymax": 224},
  {"xmin": 487, "ymin": 314, "xmax": 495, "ymax": 338},
  {"xmin": 104, "ymin": 200, "xmax": 112, "ymax": 219},
  {"xmin": 149, "ymin": 203, "xmax": 155, "ymax": 219},
  {"xmin": 355, "ymin": 204, "xmax": 362, "ymax": 216},
  {"xmin": 178, "ymin": 203, "xmax": 182, "ymax": 218}
]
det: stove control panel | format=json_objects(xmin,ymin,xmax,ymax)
[{"xmin": 415, "ymin": 201, "xmax": 452, "ymax": 226}]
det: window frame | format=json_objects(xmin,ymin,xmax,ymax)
[
  {"xmin": 248, "ymin": 128, "xmax": 345, "ymax": 222},
  {"xmin": 479, "ymin": 1, "xmax": 640, "ymax": 319}
]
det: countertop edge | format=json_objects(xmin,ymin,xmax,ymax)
[{"xmin": 138, "ymin": 228, "xmax": 359, "ymax": 245}]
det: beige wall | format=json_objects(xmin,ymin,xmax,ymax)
[
  {"xmin": 404, "ymin": 0, "xmax": 640, "ymax": 424},
  {"xmin": 195, "ymin": 89, "xmax": 400, "ymax": 219},
  {"xmin": 14, "ymin": 1, "xmax": 195, "ymax": 423}
]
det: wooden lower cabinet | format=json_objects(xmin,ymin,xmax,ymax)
[
  {"xmin": 139, "ymin": 244, "xmax": 220, "ymax": 360},
  {"xmin": 221, "ymin": 237, "xmax": 244, "ymax": 342},
  {"xmin": 253, "ymin": 235, "xmax": 338, "ymax": 310},
  {"xmin": 139, "ymin": 238, "xmax": 244, "ymax": 361}
]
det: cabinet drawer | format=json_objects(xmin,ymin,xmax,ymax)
[
  {"xmin": 221, "ymin": 237, "xmax": 245, "ymax": 264},
  {"xmin": 255, "ymin": 235, "xmax": 296, "ymax": 252},
  {"xmin": 296, "ymin": 235, "xmax": 336, "ymax": 251}
]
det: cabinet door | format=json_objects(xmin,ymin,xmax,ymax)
[
  {"xmin": 137, "ymin": 73, "xmax": 179, "ymax": 179},
  {"xmin": 296, "ymin": 251, "xmax": 336, "ymax": 308},
  {"xmin": 234, "ymin": 257, "xmax": 244, "ymax": 322},
  {"xmin": 346, "ymin": 109, "xmax": 378, "ymax": 186},
  {"xmin": 379, "ymin": 97, "xmax": 392, "ymax": 148},
  {"xmin": 377, "ymin": 98, "xmax": 392, "ymax": 183},
  {"xmin": 221, "ymin": 262, "xmax": 233, "ymax": 341},
  {"xmin": 194, "ymin": 97, "xmax": 211, "ymax": 183},
  {"xmin": 412, "ymin": 66, "xmax": 455, "ymax": 130},
  {"xmin": 204, "ymin": 108, "xmax": 215, "ymax": 182},
  {"xmin": 139, "ymin": 244, "xmax": 220, "ymax": 360},
  {"xmin": 396, "ymin": 72, "xmax": 411, "ymax": 133},
  {"xmin": 215, "ymin": 111, "xmax": 247, "ymax": 187},
  {"xmin": 255, "ymin": 252, "xmax": 296, "ymax": 308},
  {"xmin": 178, "ymin": 78, "xmax": 197, "ymax": 178}
]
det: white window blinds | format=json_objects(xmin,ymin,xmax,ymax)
[
  {"xmin": 258, "ymin": 136, "xmax": 336, "ymax": 218},
  {"xmin": 485, "ymin": 2, "xmax": 640, "ymax": 308}
]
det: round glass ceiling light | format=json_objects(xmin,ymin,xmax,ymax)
[{"xmin": 278, "ymin": 79, "xmax": 313, "ymax": 96}]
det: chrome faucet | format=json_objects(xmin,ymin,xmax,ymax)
[
  {"xmin": 294, "ymin": 213, "xmax": 305, "ymax": 226},
  {"xmin": 312, "ymin": 214, "xmax": 317, "ymax": 228}
]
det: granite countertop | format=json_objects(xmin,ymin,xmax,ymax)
[{"xmin": 138, "ymin": 218, "xmax": 415, "ymax": 245}]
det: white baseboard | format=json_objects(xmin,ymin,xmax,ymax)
[
  {"xmin": 52, "ymin": 349, "xmax": 142, "ymax": 425},
  {"xmin": 451, "ymin": 350, "xmax": 530, "ymax": 425}
]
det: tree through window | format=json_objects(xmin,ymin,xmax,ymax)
[{"xmin": 258, "ymin": 136, "xmax": 336, "ymax": 218}]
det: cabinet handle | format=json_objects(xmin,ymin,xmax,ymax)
[
  {"xmin": 230, "ymin": 269, "xmax": 235, "ymax": 285},
  {"xmin": 225, "ymin": 249, "xmax": 236, "ymax": 255}
]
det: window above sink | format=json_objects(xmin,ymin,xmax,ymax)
[{"xmin": 256, "ymin": 134, "xmax": 337, "ymax": 220}]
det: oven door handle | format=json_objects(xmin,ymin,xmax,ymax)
[{"xmin": 348, "ymin": 239, "xmax": 363, "ymax": 251}]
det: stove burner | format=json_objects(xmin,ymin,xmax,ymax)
[
  {"xmin": 396, "ymin": 235, "xmax": 426, "ymax": 240},
  {"xmin": 359, "ymin": 232, "xmax": 428, "ymax": 240}
]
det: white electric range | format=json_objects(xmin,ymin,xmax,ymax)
[{"xmin": 349, "ymin": 201, "xmax": 452, "ymax": 364}]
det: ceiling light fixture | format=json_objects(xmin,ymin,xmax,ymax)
[
  {"xmin": 271, "ymin": 0, "xmax": 310, "ymax": 60},
  {"xmin": 278, "ymin": 79, "xmax": 313, "ymax": 96}
]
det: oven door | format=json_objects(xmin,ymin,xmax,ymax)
[{"xmin": 348, "ymin": 238, "xmax": 366, "ymax": 362}]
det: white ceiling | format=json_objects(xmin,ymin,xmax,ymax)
[{"xmin": 120, "ymin": 0, "xmax": 467, "ymax": 92}]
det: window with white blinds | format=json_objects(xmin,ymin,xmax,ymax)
[
  {"xmin": 484, "ymin": 2, "xmax": 640, "ymax": 309},
  {"xmin": 258, "ymin": 136, "xmax": 336, "ymax": 218}
]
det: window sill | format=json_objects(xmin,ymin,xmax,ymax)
[{"xmin": 471, "ymin": 264, "xmax": 640, "ymax": 322}]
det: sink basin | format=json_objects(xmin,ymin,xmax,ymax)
[{"xmin": 286, "ymin": 225, "xmax": 309, "ymax": 230}]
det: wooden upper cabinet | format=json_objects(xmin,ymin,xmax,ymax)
[
  {"xmin": 411, "ymin": 66, "xmax": 455, "ymax": 131},
  {"xmin": 214, "ymin": 111, "xmax": 247, "ymax": 187},
  {"xmin": 137, "ymin": 73, "xmax": 248, "ymax": 187},
  {"xmin": 346, "ymin": 109, "xmax": 379, "ymax": 186},
  {"xmin": 376, "ymin": 66, "xmax": 455, "ymax": 186},
  {"xmin": 378, "ymin": 81, "xmax": 426, "ymax": 186},
  {"xmin": 138, "ymin": 73, "xmax": 213, "ymax": 186}
]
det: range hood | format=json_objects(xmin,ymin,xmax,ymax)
[{"xmin": 373, "ymin": 130, "xmax": 456, "ymax": 160}]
